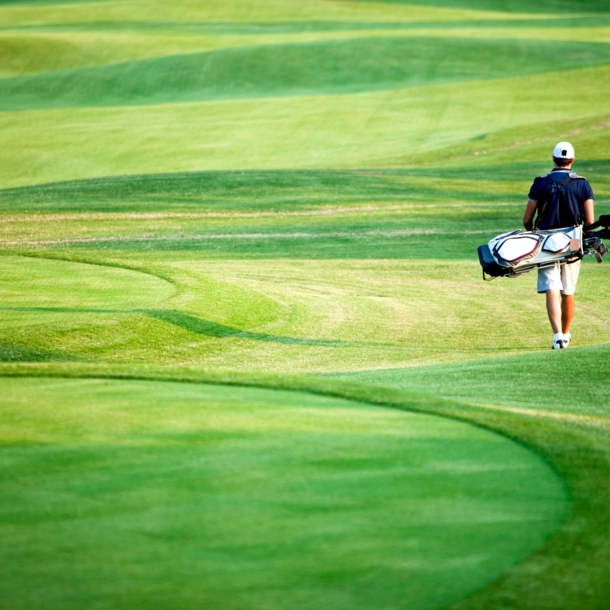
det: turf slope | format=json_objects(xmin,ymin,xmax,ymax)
[{"xmin": 1, "ymin": 0, "xmax": 610, "ymax": 608}]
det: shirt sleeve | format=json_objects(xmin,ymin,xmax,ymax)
[
  {"xmin": 584, "ymin": 180, "xmax": 594, "ymax": 200},
  {"xmin": 528, "ymin": 178, "xmax": 544, "ymax": 202}
]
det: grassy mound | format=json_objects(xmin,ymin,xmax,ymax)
[
  {"xmin": 1, "ymin": 0, "xmax": 610, "ymax": 608},
  {"xmin": 3, "ymin": 37, "xmax": 610, "ymax": 110},
  {"xmin": 361, "ymin": 0, "xmax": 610, "ymax": 13}
]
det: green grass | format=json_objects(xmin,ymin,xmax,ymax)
[
  {"xmin": 361, "ymin": 0, "xmax": 610, "ymax": 13},
  {"xmin": 333, "ymin": 344, "xmax": 610, "ymax": 415},
  {"xmin": 3, "ymin": 65, "xmax": 610, "ymax": 189},
  {"xmin": 0, "ymin": 0, "xmax": 548, "ymax": 29},
  {"xmin": 4, "ymin": 36, "xmax": 610, "ymax": 110},
  {"xmin": 1, "ymin": 0, "xmax": 610, "ymax": 608},
  {"xmin": 0, "ymin": 377, "xmax": 566, "ymax": 610}
]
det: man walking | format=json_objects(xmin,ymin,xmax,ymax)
[{"xmin": 523, "ymin": 142, "xmax": 595, "ymax": 349}]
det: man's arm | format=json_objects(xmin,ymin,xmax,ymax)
[
  {"xmin": 584, "ymin": 199, "xmax": 595, "ymax": 228},
  {"xmin": 523, "ymin": 199, "xmax": 538, "ymax": 231}
]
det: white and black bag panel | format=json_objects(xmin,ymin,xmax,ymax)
[
  {"xmin": 541, "ymin": 226, "xmax": 581, "ymax": 255},
  {"xmin": 492, "ymin": 234, "xmax": 542, "ymax": 266}
]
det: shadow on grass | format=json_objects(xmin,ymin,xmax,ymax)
[
  {"xmin": 0, "ymin": 307, "xmax": 346, "ymax": 347},
  {"xmin": 142, "ymin": 309, "xmax": 346, "ymax": 346},
  {"xmin": 0, "ymin": 307, "xmax": 540, "ymax": 353},
  {"xmin": 0, "ymin": 341, "xmax": 76, "ymax": 363}
]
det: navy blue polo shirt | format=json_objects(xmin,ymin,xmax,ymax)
[{"xmin": 528, "ymin": 168, "xmax": 594, "ymax": 230}]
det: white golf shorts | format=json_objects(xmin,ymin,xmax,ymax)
[{"xmin": 537, "ymin": 260, "xmax": 580, "ymax": 295}]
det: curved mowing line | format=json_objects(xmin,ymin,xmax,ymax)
[
  {"xmin": 0, "ymin": 365, "xmax": 568, "ymax": 469},
  {"xmin": 0, "ymin": 228, "xmax": 442, "ymax": 247},
  {"xmin": 3, "ymin": 366, "xmax": 566, "ymax": 608},
  {"xmin": 3, "ymin": 36, "xmax": 610, "ymax": 110},
  {"xmin": 357, "ymin": 0, "xmax": 610, "ymax": 14},
  {"xmin": 1, "ymin": 251, "xmax": 180, "ymax": 301},
  {"xmin": 475, "ymin": 402, "xmax": 610, "ymax": 428},
  {"xmin": 0, "ymin": 203, "xmax": 513, "ymax": 221},
  {"xmin": 0, "ymin": 362, "xmax": 608, "ymax": 609}
]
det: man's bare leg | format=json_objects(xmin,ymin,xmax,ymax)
[
  {"xmin": 545, "ymin": 289, "xmax": 562, "ymax": 334},
  {"xmin": 562, "ymin": 293, "xmax": 575, "ymax": 335}
]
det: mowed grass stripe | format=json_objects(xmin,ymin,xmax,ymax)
[
  {"xmin": 1, "ymin": 29, "xmax": 456, "ymax": 79},
  {"xmin": 2, "ymin": 37, "xmax": 610, "ymax": 110},
  {"xmin": 360, "ymin": 0, "xmax": 610, "ymax": 12},
  {"xmin": 3, "ymin": 23, "xmax": 610, "ymax": 80},
  {"xmin": 0, "ymin": 163, "xmax": 607, "ymax": 214},
  {"xmin": 0, "ymin": 169, "xmax": 534, "ymax": 213},
  {"xmin": 6, "ymin": 17, "xmax": 610, "ymax": 37},
  {"xmin": 0, "ymin": 0, "xmax": 544, "ymax": 29},
  {"xmin": 0, "ymin": 30, "xmax": 319, "ymax": 78},
  {"xmin": 0, "ymin": 168, "xmax": 544, "ymax": 260},
  {"xmin": 2, "ymin": 64, "xmax": 610, "ymax": 189}
]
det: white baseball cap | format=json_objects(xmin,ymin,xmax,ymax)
[{"xmin": 553, "ymin": 141, "xmax": 575, "ymax": 159}]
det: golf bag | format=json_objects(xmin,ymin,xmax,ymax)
[{"xmin": 478, "ymin": 216, "xmax": 610, "ymax": 281}]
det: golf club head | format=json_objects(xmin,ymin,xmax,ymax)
[{"xmin": 595, "ymin": 250, "xmax": 603, "ymax": 263}]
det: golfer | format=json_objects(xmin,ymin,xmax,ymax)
[{"xmin": 523, "ymin": 142, "xmax": 594, "ymax": 349}]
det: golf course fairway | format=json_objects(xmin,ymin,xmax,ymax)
[{"xmin": 1, "ymin": 0, "xmax": 610, "ymax": 608}]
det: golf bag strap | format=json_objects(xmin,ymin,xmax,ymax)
[{"xmin": 533, "ymin": 173, "xmax": 573, "ymax": 231}]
